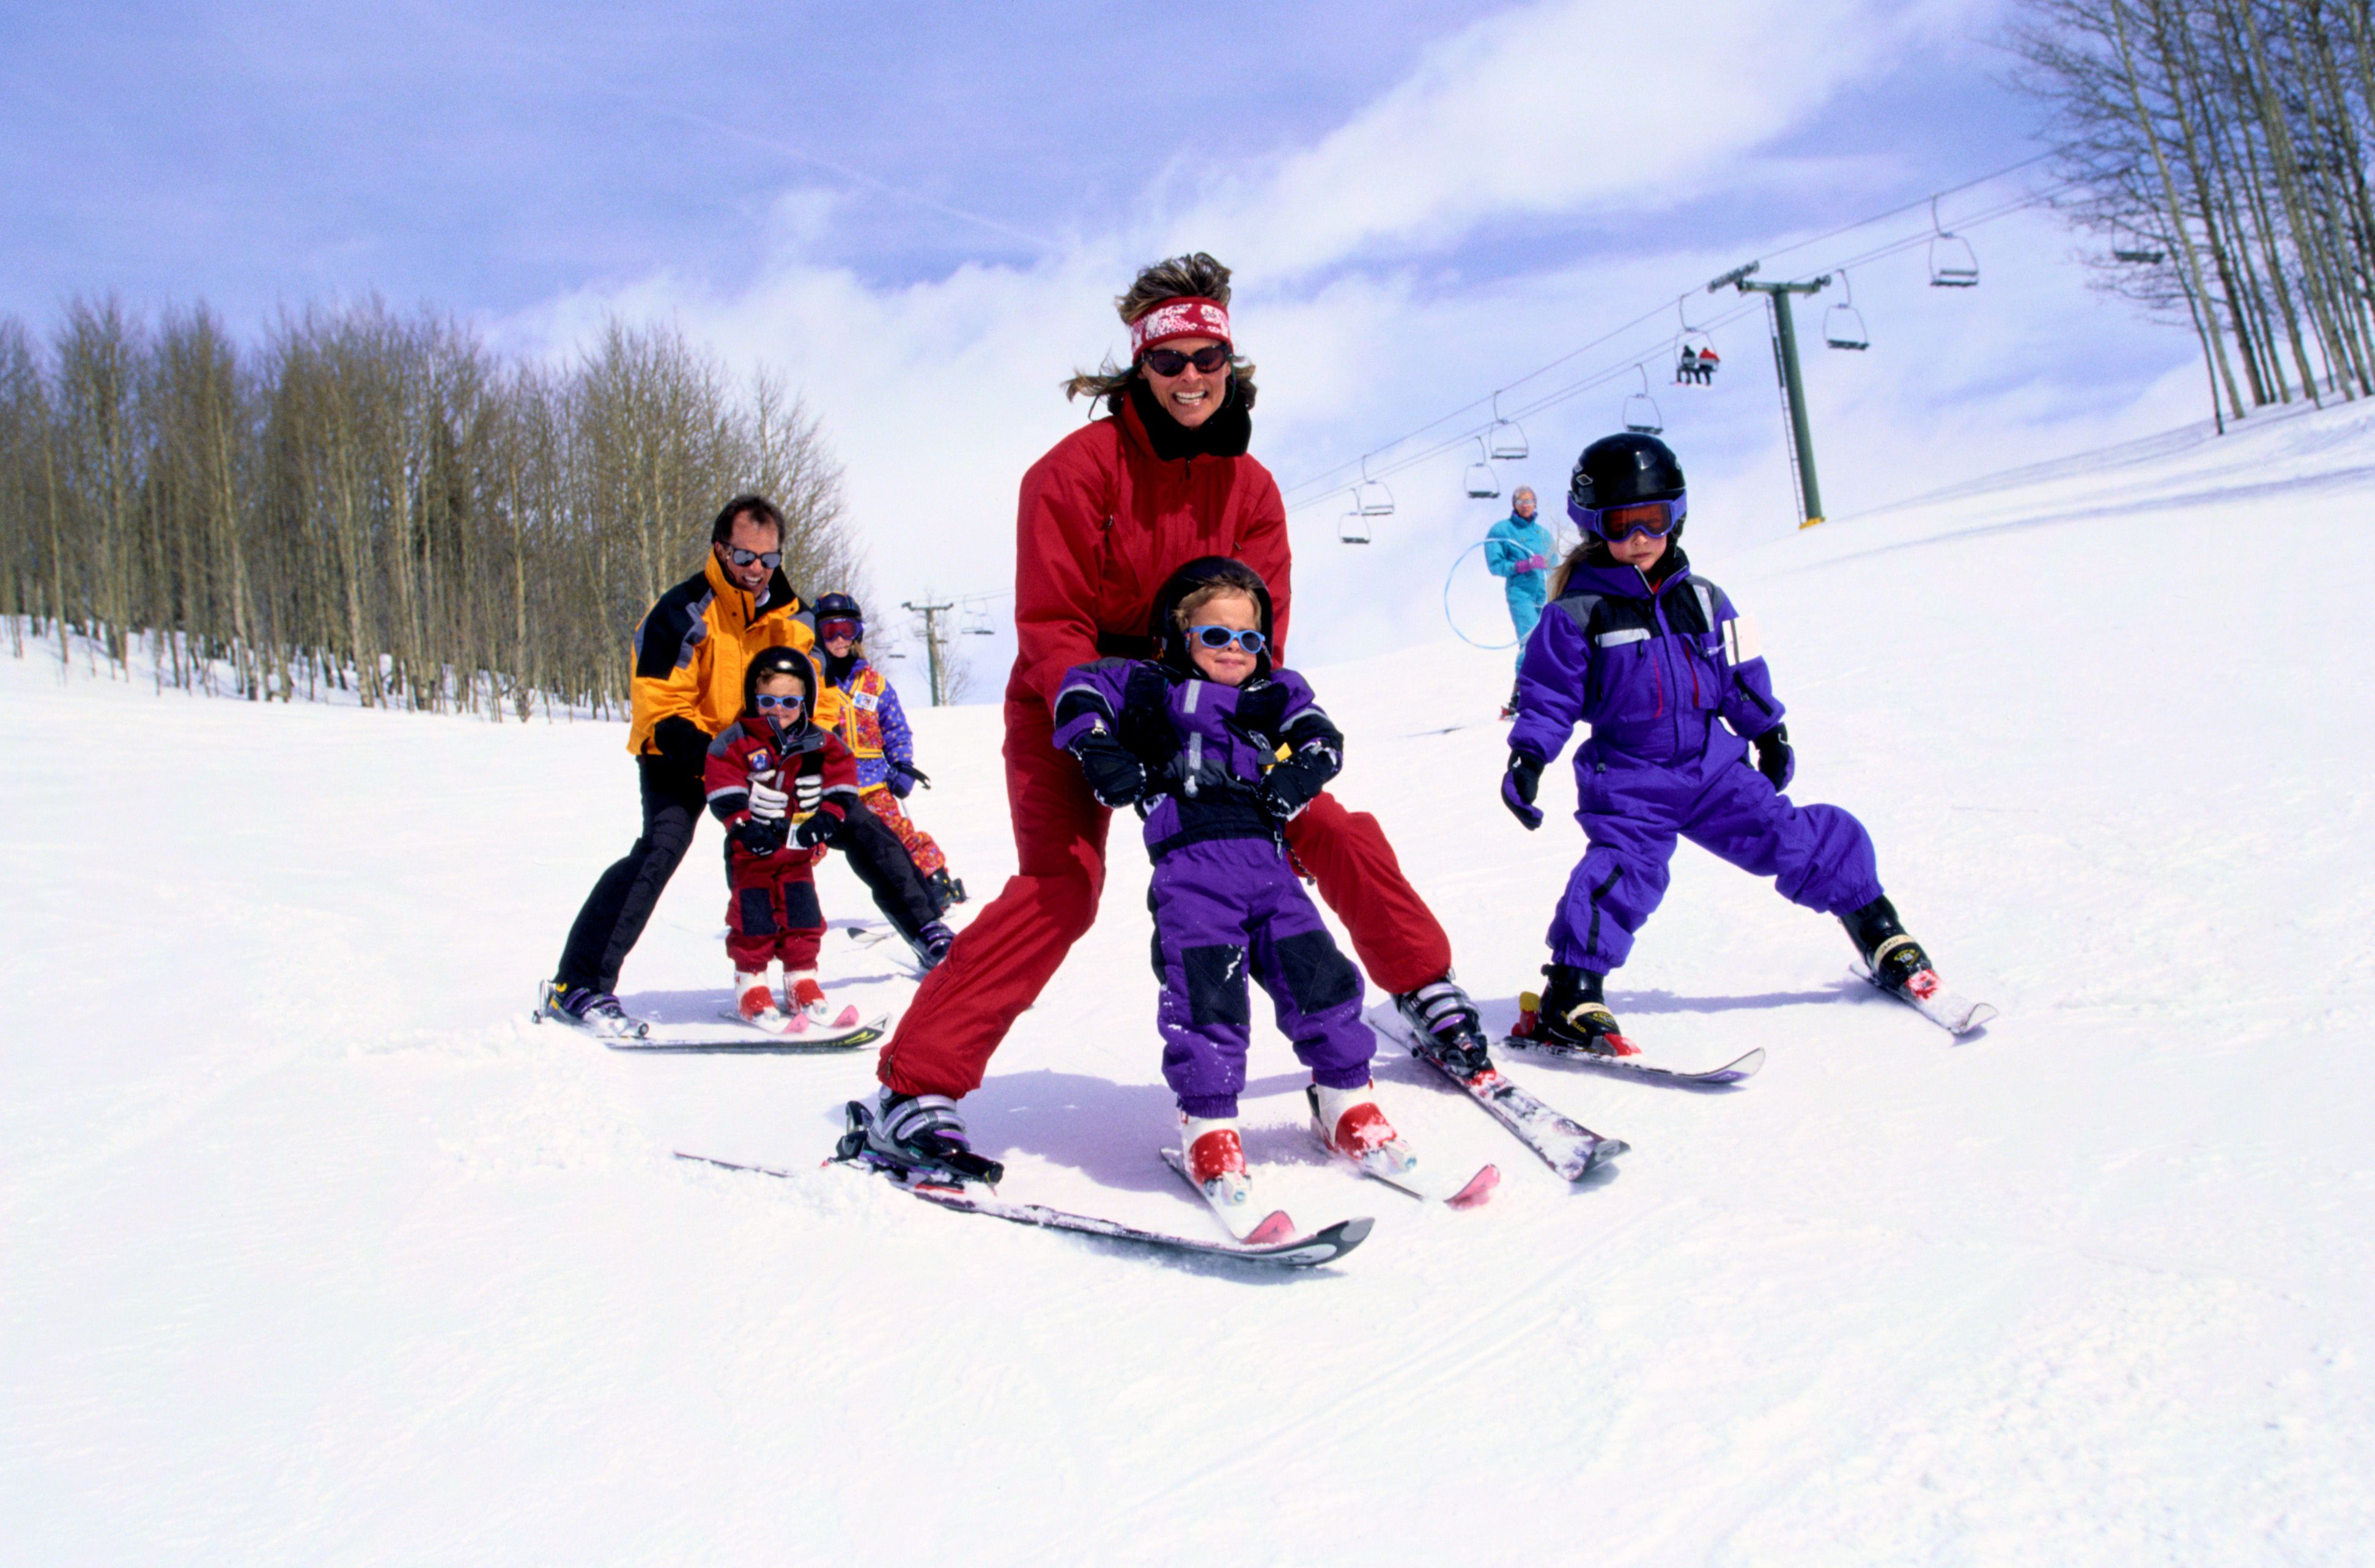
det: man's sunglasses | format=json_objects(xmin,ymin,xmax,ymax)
[
  {"xmin": 1184, "ymin": 625, "xmax": 1266, "ymax": 654},
  {"xmin": 720, "ymin": 545, "xmax": 783, "ymax": 570},
  {"xmin": 818, "ymin": 618, "xmax": 863, "ymax": 641},
  {"xmin": 1141, "ymin": 344, "xmax": 1232, "ymax": 377},
  {"xmin": 753, "ymin": 692, "xmax": 804, "ymax": 711}
]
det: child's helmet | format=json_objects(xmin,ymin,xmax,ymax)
[
  {"xmin": 1147, "ymin": 556, "xmax": 1275, "ymax": 680},
  {"xmin": 744, "ymin": 645, "xmax": 816, "ymax": 714},
  {"xmin": 1570, "ymin": 433, "xmax": 1687, "ymax": 543},
  {"xmin": 814, "ymin": 591, "xmax": 863, "ymax": 629}
]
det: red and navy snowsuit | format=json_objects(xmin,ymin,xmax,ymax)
[
  {"xmin": 874, "ymin": 379, "xmax": 1452, "ymax": 1099},
  {"xmin": 703, "ymin": 713, "xmax": 863, "ymax": 972},
  {"xmin": 1509, "ymin": 550, "xmax": 1883, "ymax": 971},
  {"xmin": 1052, "ymin": 657, "xmax": 1373, "ymax": 1119}
]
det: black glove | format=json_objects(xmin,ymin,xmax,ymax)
[
  {"xmin": 1750, "ymin": 723, "xmax": 1794, "ymax": 790},
  {"xmin": 653, "ymin": 716, "xmax": 711, "ymax": 780},
  {"xmin": 1069, "ymin": 734, "xmax": 1149, "ymax": 808},
  {"xmin": 1502, "ymin": 751, "xmax": 1544, "ymax": 830},
  {"xmin": 1258, "ymin": 752, "xmax": 1330, "ymax": 821},
  {"xmin": 733, "ymin": 815, "xmax": 789, "ymax": 856},
  {"xmin": 794, "ymin": 807, "xmax": 845, "ymax": 849}
]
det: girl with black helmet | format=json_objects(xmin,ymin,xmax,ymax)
[
  {"xmin": 1498, "ymin": 432, "xmax": 1954, "ymax": 1053},
  {"xmin": 810, "ymin": 593, "xmax": 966, "ymax": 914}
]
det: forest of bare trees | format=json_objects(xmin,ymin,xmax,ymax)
[
  {"xmin": 2015, "ymin": 0, "xmax": 2375, "ymax": 422},
  {"xmin": 0, "ymin": 299, "xmax": 862, "ymax": 718}
]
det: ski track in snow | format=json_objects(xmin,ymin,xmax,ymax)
[{"xmin": 5, "ymin": 403, "xmax": 2374, "ymax": 1564}]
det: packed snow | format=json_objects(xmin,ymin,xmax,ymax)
[{"xmin": 5, "ymin": 399, "xmax": 2373, "ymax": 1564}]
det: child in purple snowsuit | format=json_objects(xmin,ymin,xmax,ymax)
[
  {"xmin": 1500, "ymin": 433, "xmax": 1940, "ymax": 1052},
  {"xmin": 1053, "ymin": 557, "xmax": 1409, "ymax": 1212}
]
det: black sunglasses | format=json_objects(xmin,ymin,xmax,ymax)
[
  {"xmin": 1141, "ymin": 344, "xmax": 1232, "ymax": 376},
  {"xmin": 720, "ymin": 545, "xmax": 783, "ymax": 570}
]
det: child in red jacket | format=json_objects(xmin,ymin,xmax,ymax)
[{"xmin": 704, "ymin": 646, "xmax": 865, "ymax": 1033}]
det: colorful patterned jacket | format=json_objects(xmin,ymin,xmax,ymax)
[{"xmin": 819, "ymin": 656, "xmax": 914, "ymax": 792}]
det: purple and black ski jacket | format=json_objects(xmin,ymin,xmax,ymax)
[
  {"xmin": 1051, "ymin": 659, "xmax": 1343, "ymax": 861},
  {"xmin": 1508, "ymin": 549, "xmax": 1784, "ymax": 771}
]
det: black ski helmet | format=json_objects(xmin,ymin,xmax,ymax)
[
  {"xmin": 1147, "ymin": 556, "xmax": 1275, "ymax": 679},
  {"xmin": 1568, "ymin": 432, "xmax": 1687, "ymax": 542},
  {"xmin": 744, "ymin": 644, "xmax": 816, "ymax": 713},
  {"xmin": 814, "ymin": 591, "xmax": 863, "ymax": 627}
]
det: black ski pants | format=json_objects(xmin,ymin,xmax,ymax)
[{"xmin": 555, "ymin": 754, "xmax": 940, "ymax": 994}]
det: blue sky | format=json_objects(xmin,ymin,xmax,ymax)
[{"xmin": 4, "ymin": 0, "xmax": 2211, "ymax": 679}]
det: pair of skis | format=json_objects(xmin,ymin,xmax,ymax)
[{"xmin": 536, "ymin": 1006, "xmax": 891, "ymax": 1054}]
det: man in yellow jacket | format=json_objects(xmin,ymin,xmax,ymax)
[{"xmin": 542, "ymin": 495, "xmax": 948, "ymax": 1038}]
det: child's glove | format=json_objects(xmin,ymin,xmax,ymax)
[
  {"xmin": 1750, "ymin": 724, "xmax": 1793, "ymax": 790},
  {"xmin": 1258, "ymin": 753, "xmax": 1331, "ymax": 822},
  {"xmin": 887, "ymin": 760, "xmax": 928, "ymax": 799},
  {"xmin": 1068, "ymin": 733, "xmax": 1148, "ymax": 808},
  {"xmin": 1502, "ymin": 751, "xmax": 1544, "ymax": 830},
  {"xmin": 733, "ymin": 815, "xmax": 789, "ymax": 856},
  {"xmin": 747, "ymin": 780, "xmax": 789, "ymax": 821},
  {"xmin": 793, "ymin": 807, "xmax": 843, "ymax": 849}
]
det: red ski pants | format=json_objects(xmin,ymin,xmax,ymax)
[
  {"xmin": 725, "ymin": 846, "xmax": 826, "ymax": 972},
  {"xmin": 876, "ymin": 694, "xmax": 1451, "ymax": 1098},
  {"xmin": 862, "ymin": 786, "xmax": 947, "ymax": 877}
]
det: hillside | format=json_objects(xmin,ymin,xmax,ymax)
[{"xmin": 4, "ymin": 401, "xmax": 2373, "ymax": 1565}]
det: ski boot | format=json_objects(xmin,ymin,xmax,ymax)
[
  {"xmin": 540, "ymin": 980, "xmax": 648, "ymax": 1040},
  {"xmin": 1392, "ymin": 976, "xmax": 1497, "ymax": 1081},
  {"xmin": 1526, "ymin": 964, "xmax": 1639, "ymax": 1057},
  {"xmin": 788, "ymin": 973, "xmax": 860, "ymax": 1031},
  {"xmin": 837, "ymin": 1087, "xmax": 1004, "ymax": 1187},
  {"xmin": 1842, "ymin": 895, "xmax": 1939, "ymax": 1001},
  {"xmin": 1309, "ymin": 1081, "xmax": 1417, "ymax": 1180},
  {"xmin": 903, "ymin": 920, "xmax": 956, "ymax": 974},
  {"xmin": 1180, "ymin": 1114, "xmax": 1253, "ymax": 1211},
  {"xmin": 735, "ymin": 971, "xmax": 794, "ymax": 1032},
  {"xmin": 926, "ymin": 868, "xmax": 969, "ymax": 914}
]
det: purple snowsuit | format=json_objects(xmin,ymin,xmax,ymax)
[
  {"xmin": 1509, "ymin": 550, "xmax": 1883, "ymax": 971},
  {"xmin": 1053, "ymin": 659, "xmax": 1376, "ymax": 1119}
]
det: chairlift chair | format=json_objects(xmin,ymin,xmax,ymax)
[
  {"xmin": 1463, "ymin": 437, "xmax": 1500, "ymax": 499},
  {"xmin": 1339, "ymin": 491, "xmax": 1372, "ymax": 545},
  {"xmin": 960, "ymin": 603, "xmax": 994, "ymax": 637},
  {"xmin": 1621, "ymin": 364, "xmax": 1664, "ymax": 435},
  {"xmin": 1674, "ymin": 331, "xmax": 1719, "ymax": 383},
  {"xmin": 1354, "ymin": 458, "xmax": 1395, "ymax": 517},
  {"xmin": 1928, "ymin": 196, "xmax": 1979, "ymax": 288},
  {"xmin": 1823, "ymin": 269, "xmax": 1870, "ymax": 350},
  {"xmin": 1488, "ymin": 394, "xmax": 1529, "ymax": 459}
]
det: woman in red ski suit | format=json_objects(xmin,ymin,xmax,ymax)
[{"xmin": 874, "ymin": 254, "xmax": 1490, "ymax": 1112}]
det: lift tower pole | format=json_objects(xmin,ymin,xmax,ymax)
[
  {"xmin": 901, "ymin": 598, "xmax": 954, "ymax": 706},
  {"xmin": 1713, "ymin": 263, "xmax": 1833, "ymax": 529}
]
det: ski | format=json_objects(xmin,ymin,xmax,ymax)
[
  {"xmin": 1304, "ymin": 1122, "xmax": 1499, "ymax": 1208},
  {"xmin": 1504, "ymin": 1034, "xmax": 1765, "ymax": 1085},
  {"xmin": 1156, "ymin": 1147, "xmax": 1303, "ymax": 1244},
  {"xmin": 679, "ymin": 1152, "xmax": 1372, "ymax": 1269},
  {"xmin": 1852, "ymin": 961, "xmax": 1997, "ymax": 1035},
  {"xmin": 597, "ymin": 1016, "xmax": 888, "ymax": 1054},
  {"xmin": 707, "ymin": 1008, "xmax": 888, "ymax": 1045},
  {"xmin": 1364, "ymin": 1002, "xmax": 1628, "ymax": 1183}
]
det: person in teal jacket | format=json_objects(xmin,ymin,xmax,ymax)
[{"xmin": 1483, "ymin": 486, "xmax": 1556, "ymax": 715}]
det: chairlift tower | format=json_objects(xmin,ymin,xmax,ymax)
[
  {"xmin": 1717, "ymin": 262, "xmax": 1832, "ymax": 529},
  {"xmin": 901, "ymin": 597, "xmax": 956, "ymax": 706}
]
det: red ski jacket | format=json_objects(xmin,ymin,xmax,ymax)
[
  {"xmin": 703, "ymin": 714, "xmax": 862, "ymax": 841},
  {"xmin": 1008, "ymin": 386, "xmax": 1290, "ymax": 712}
]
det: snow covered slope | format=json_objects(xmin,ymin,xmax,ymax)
[{"xmin": 6, "ymin": 401, "xmax": 2373, "ymax": 1564}]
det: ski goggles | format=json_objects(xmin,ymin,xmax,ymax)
[
  {"xmin": 720, "ymin": 545, "xmax": 783, "ymax": 570},
  {"xmin": 816, "ymin": 617, "xmax": 863, "ymax": 642},
  {"xmin": 1184, "ymin": 625, "xmax": 1267, "ymax": 654},
  {"xmin": 1570, "ymin": 492, "xmax": 1686, "ymax": 542},
  {"xmin": 1140, "ymin": 342, "xmax": 1232, "ymax": 377},
  {"xmin": 753, "ymin": 692, "xmax": 805, "ymax": 712}
]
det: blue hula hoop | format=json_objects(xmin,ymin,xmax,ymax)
[{"xmin": 1443, "ymin": 539, "xmax": 1521, "ymax": 651}]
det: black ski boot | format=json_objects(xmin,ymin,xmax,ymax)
[
  {"xmin": 836, "ymin": 1087, "xmax": 1003, "ymax": 1187},
  {"xmin": 1532, "ymin": 964, "xmax": 1638, "ymax": 1057},
  {"xmin": 899, "ymin": 920, "xmax": 956, "ymax": 973},
  {"xmin": 925, "ymin": 868, "xmax": 968, "ymax": 914},
  {"xmin": 1842, "ymin": 895, "xmax": 1935, "ymax": 999},
  {"xmin": 1392, "ymin": 977, "xmax": 1498, "ymax": 1080}
]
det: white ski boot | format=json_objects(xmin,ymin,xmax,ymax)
[
  {"xmin": 1309, "ymin": 1081, "xmax": 1417, "ymax": 1180},
  {"xmin": 736, "ymin": 970, "xmax": 794, "ymax": 1033}
]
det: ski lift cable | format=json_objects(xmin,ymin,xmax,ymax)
[{"xmin": 1280, "ymin": 168, "xmax": 2074, "ymax": 512}]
